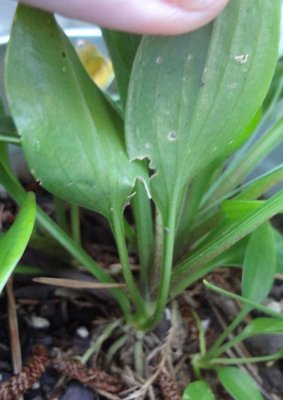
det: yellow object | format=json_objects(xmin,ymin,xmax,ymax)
[{"xmin": 76, "ymin": 40, "xmax": 113, "ymax": 89}]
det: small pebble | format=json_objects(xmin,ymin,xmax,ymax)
[
  {"xmin": 32, "ymin": 382, "xmax": 41, "ymax": 390},
  {"xmin": 264, "ymin": 298, "xmax": 282, "ymax": 313},
  {"xmin": 76, "ymin": 326, "xmax": 89, "ymax": 339},
  {"xmin": 26, "ymin": 315, "xmax": 50, "ymax": 329},
  {"xmin": 61, "ymin": 382, "xmax": 96, "ymax": 400},
  {"xmin": 201, "ymin": 318, "xmax": 210, "ymax": 332}
]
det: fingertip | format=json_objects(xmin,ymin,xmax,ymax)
[{"xmin": 19, "ymin": 0, "xmax": 230, "ymax": 35}]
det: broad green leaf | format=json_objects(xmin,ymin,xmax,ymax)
[
  {"xmin": 102, "ymin": 30, "xmax": 141, "ymax": 110},
  {"xmin": 5, "ymin": 5, "xmax": 148, "ymax": 221},
  {"xmin": 242, "ymin": 222, "xmax": 276, "ymax": 303},
  {"xmin": 126, "ymin": 0, "xmax": 280, "ymax": 221},
  {"xmin": 0, "ymin": 192, "xmax": 36, "ymax": 293},
  {"xmin": 182, "ymin": 381, "xmax": 215, "ymax": 400},
  {"xmin": 218, "ymin": 367, "xmax": 263, "ymax": 400}
]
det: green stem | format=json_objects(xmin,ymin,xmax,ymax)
[
  {"xmin": 0, "ymin": 164, "xmax": 131, "ymax": 316},
  {"xmin": 203, "ymin": 280, "xmax": 283, "ymax": 319},
  {"xmin": 206, "ymin": 307, "xmax": 249, "ymax": 359},
  {"xmin": 132, "ymin": 180, "xmax": 154, "ymax": 298},
  {"xmin": 192, "ymin": 309, "xmax": 207, "ymax": 356},
  {"xmin": 0, "ymin": 135, "xmax": 21, "ymax": 144},
  {"xmin": 70, "ymin": 203, "xmax": 81, "ymax": 245},
  {"xmin": 209, "ymin": 351, "xmax": 283, "ymax": 365},
  {"xmin": 150, "ymin": 208, "xmax": 163, "ymax": 297},
  {"xmin": 106, "ymin": 334, "xmax": 128, "ymax": 366},
  {"xmin": 142, "ymin": 193, "xmax": 179, "ymax": 331},
  {"xmin": 124, "ymin": 218, "xmax": 136, "ymax": 245},
  {"xmin": 111, "ymin": 209, "xmax": 145, "ymax": 316},
  {"xmin": 80, "ymin": 319, "xmax": 122, "ymax": 364},
  {"xmin": 54, "ymin": 196, "xmax": 69, "ymax": 232},
  {"xmin": 36, "ymin": 207, "xmax": 131, "ymax": 315}
]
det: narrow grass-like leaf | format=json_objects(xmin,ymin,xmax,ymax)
[
  {"xmin": 182, "ymin": 381, "xmax": 215, "ymax": 400},
  {"xmin": 5, "ymin": 5, "xmax": 148, "ymax": 221},
  {"xmin": 217, "ymin": 367, "xmax": 263, "ymax": 400},
  {"xmin": 171, "ymin": 189, "xmax": 283, "ymax": 295},
  {"xmin": 222, "ymin": 200, "xmax": 264, "ymax": 222},
  {"xmin": 208, "ymin": 104, "xmax": 283, "ymax": 203},
  {"xmin": 0, "ymin": 192, "xmax": 36, "ymax": 293},
  {"xmin": 203, "ymin": 280, "xmax": 283, "ymax": 319},
  {"xmin": 126, "ymin": 0, "xmax": 280, "ymax": 221},
  {"xmin": 242, "ymin": 222, "xmax": 276, "ymax": 302},
  {"xmin": 236, "ymin": 164, "xmax": 283, "ymax": 201},
  {"xmin": 33, "ymin": 277, "xmax": 126, "ymax": 289}
]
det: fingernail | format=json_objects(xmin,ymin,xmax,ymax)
[{"xmin": 164, "ymin": 0, "xmax": 219, "ymax": 12}]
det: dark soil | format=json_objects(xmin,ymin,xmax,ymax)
[{"xmin": 1, "ymin": 186, "xmax": 283, "ymax": 400}]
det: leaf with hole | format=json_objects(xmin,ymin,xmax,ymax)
[{"xmin": 126, "ymin": 0, "xmax": 280, "ymax": 222}]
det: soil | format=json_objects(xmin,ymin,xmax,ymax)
[{"xmin": 0, "ymin": 184, "xmax": 283, "ymax": 400}]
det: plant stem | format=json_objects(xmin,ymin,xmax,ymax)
[
  {"xmin": 53, "ymin": 196, "xmax": 69, "ymax": 233},
  {"xmin": 150, "ymin": 208, "xmax": 163, "ymax": 297},
  {"xmin": 192, "ymin": 309, "xmax": 207, "ymax": 356},
  {"xmin": 203, "ymin": 280, "xmax": 283, "ymax": 319},
  {"xmin": 70, "ymin": 203, "xmax": 81, "ymax": 245},
  {"xmin": 132, "ymin": 180, "xmax": 154, "ymax": 299},
  {"xmin": 0, "ymin": 135, "xmax": 21, "ymax": 144},
  {"xmin": 80, "ymin": 319, "xmax": 122, "ymax": 364},
  {"xmin": 36, "ymin": 207, "xmax": 131, "ymax": 314},
  {"xmin": 206, "ymin": 307, "xmax": 249, "ymax": 359},
  {"xmin": 0, "ymin": 164, "xmax": 131, "ymax": 316},
  {"xmin": 209, "ymin": 351, "xmax": 283, "ymax": 365},
  {"xmin": 142, "ymin": 193, "xmax": 179, "ymax": 331},
  {"xmin": 111, "ymin": 209, "xmax": 145, "ymax": 316}
]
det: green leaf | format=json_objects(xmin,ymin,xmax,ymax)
[
  {"xmin": 203, "ymin": 280, "xmax": 283, "ymax": 319},
  {"xmin": 126, "ymin": 0, "xmax": 280, "ymax": 221},
  {"xmin": 0, "ymin": 192, "xmax": 36, "ymax": 293},
  {"xmin": 5, "ymin": 5, "xmax": 148, "ymax": 221},
  {"xmin": 0, "ymin": 144, "xmax": 131, "ymax": 315},
  {"xmin": 264, "ymin": 58, "xmax": 283, "ymax": 110},
  {"xmin": 274, "ymin": 228, "xmax": 283, "ymax": 273},
  {"xmin": 217, "ymin": 367, "xmax": 263, "ymax": 400},
  {"xmin": 102, "ymin": 30, "xmax": 141, "ymax": 110},
  {"xmin": 233, "ymin": 317, "xmax": 283, "ymax": 344},
  {"xmin": 222, "ymin": 200, "xmax": 264, "ymax": 222},
  {"xmin": 182, "ymin": 381, "xmax": 215, "ymax": 400},
  {"xmin": 236, "ymin": 164, "xmax": 283, "ymax": 201},
  {"xmin": 212, "ymin": 317, "xmax": 283, "ymax": 358},
  {"xmin": 172, "ymin": 189, "xmax": 283, "ymax": 295},
  {"xmin": 242, "ymin": 222, "xmax": 276, "ymax": 303}
]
